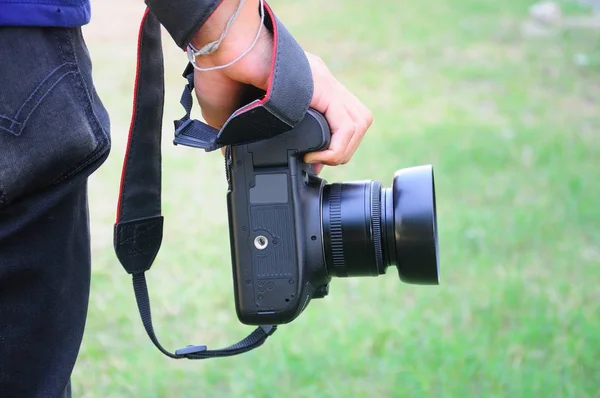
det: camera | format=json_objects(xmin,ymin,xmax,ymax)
[
  {"xmin": 114, "ymin": 12, "xmax": 440, "ymax": 359},
  {"xmin": 225, "ymin": 109, "xmax": 439, "ymax": 326}
]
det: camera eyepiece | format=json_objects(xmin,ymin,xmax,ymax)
[{"xmin": 322, "ymin": 165, "xmax": 439, "ymax": 285}]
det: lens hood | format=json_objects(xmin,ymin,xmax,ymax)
[{"xmin": 391, "ymin": 165, "xmax": 439, "ymax": 285}]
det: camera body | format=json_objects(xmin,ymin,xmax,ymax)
[
  {"xmin": 226, "ymin": 109, "xmax": 332, "ymax": 326},
  {"xmin": 226, "ymin": 109, "xmax": 439, "ymax": 327}
]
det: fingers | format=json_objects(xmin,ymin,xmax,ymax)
[
  {"xmin": 312, "ymin": 163, "xmax": 325, "ymax": 174},
  {"xmin": 304, "ymin": 119, "xmax": 356, "ymax": 165},
  {"xmin": 193, "ymin": 48, "xmax": 373, "ymax": 170},
  {"xmin": 345, "ymin": 90, "xmax": 373, "ymax": 158},
  {"xmin": 304, "ymin": 80, "xmax": 373, "ymax": 167}
]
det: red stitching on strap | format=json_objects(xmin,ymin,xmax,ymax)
[{"xmin": 116, "ymin": 8, "xmax": 150, "ymax": 223}]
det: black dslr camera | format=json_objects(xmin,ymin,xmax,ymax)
[
  {"xmin": 225, "ymin": 109, "xmax": 439, "ymax": 326},
  {"xmin": 115, "ymin": 9, "xmax": 439, "ymax": 360}
]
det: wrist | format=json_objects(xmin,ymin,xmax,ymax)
[
  {"xmin": 189, "ymin": 0, "xmax": 273, "ymax": 88},
  {"xmin": 191, "ymin": 0, "xmax": 261, "ymax": 54}
]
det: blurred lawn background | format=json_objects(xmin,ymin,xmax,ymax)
[{"xmin": 77, "ymin": 0, "xmax": 600, "ymax": 396}]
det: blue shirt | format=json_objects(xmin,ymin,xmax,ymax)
[{"xmin": 0, "ymin": 0, "xmax": 90, "ymax": 27}]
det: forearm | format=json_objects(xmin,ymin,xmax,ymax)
[{"xmin": 145, "ymin": 0, "xmax": 259, "ymax": 50}]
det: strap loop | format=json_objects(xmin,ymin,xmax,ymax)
[
  {"xmin": 131, "ymin": 273, "xmax": 277, "ymax": 360},
  {"xmin": 173, "ymin": 68, "xmax": 221, "ymax": 150}
]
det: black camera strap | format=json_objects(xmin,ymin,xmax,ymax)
[{"xmin": 113, "ymin": 5, "xmax": 313, "ymax": 359}]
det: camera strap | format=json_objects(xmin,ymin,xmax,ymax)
[{"xmin": 113, "ymin": 4, "xmax": 313, "ymax": 360}]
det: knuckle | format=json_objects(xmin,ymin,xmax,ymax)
[
  {"xmin": 356, "ymin": 121, "xmax": 367, "ymax": 134},
  {"xmin": 365, "ymin": 110, "xmax": 374, "ymax": 127},
  {"xmin": 328, "ymin": 150, "xmax": 349, "ymax": 165},
  {"xmin": 340, "ymin": 155, "xmax": 350, "ymax": 165},
  {"xmin": 329, "ymin": 153, "xmax": 344, "ymax": 165},
  {"xmin": 348, "ymin": 122, "xmax": 358, "ymax": 134}
]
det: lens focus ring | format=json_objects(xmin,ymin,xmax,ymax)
[{"xmin": 371, "ymin": 181, "xmax": 383, "ymax": 272}]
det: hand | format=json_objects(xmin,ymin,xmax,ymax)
[{"xmin": 191, "ymin": 0, "xmax": 373, "ymax": 174}]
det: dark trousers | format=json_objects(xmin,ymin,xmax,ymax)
[{"xmin": 0, "ymin": 26, "xmax": 110, "ymax": 397}]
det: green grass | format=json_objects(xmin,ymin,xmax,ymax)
[{"xmin": 76, "ymin": 0, "xmax": 600, "ymax": 396}]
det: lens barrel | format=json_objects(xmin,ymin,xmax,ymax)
[
  {"xmin": 322, "ymin": 180, "xmax": 384, "ymax": 278},
  {"xmin": 322, "ymin": 165, "xmax": 439, "ymax": 285}
]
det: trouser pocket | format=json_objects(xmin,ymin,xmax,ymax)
[{"xmin": 0, "ymin": 27, "xmax": 110, "ymax": 209}]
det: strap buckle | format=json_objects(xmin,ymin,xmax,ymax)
[
  {"xmin": 173, "ymin": 119, "xmax": 220, "ymax": 151},
  {"xmin": 175, "ymin": 344, "xmax": 208, "ymax": 356}
]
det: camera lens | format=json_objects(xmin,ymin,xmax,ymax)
[{"xmin": 321, "ymin": 165, "xmax": 439, "ymax": 285}]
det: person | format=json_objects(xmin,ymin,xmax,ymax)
[{"xmin": 0, "ymin": 0, "xmax": 373, "ymax": 396}]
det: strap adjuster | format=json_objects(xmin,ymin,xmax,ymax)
[
  {"xmin": 173, "ymin": 119, "xmax": 220, "ymax": 151},
  {"xmin": 174, "ymin": 118, "xmax": 194, "ymax": 137},
  {"xmin": 175, "ymin": 344, "xmax": 208, "ymax": 356}
]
